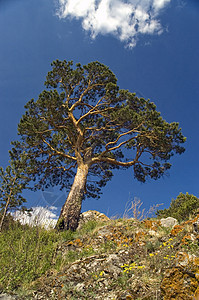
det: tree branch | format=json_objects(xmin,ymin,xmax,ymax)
[
  {"xmin": 41, "ymin": 137, "xmax": 77, "ymax": 161},
  {"xmin": 69, "ymin": 82, "xmax": 104, "ymax": 112},
  {"xmin": 91, "ymin": 156, "xmax": 136, "ymax": 167}
]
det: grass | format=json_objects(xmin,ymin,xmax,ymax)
[
  {"xmin": 0, "ymin": 218, "xmax": 107, "ymax": 293},
  {"xmin": 0, "ymin": 222, "xmax": 59, "ymax": 291}
]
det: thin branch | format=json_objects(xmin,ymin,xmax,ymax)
[
  {"xmin": 41, "ymin": 138, "xmax": 77, "ymax": 161},
  {"xmin": 69, "ymin": 83, "xmax": 104, "ymax": 112},
  {"xmin": 105, "ymin": 122, "xmax": 144, "ymax": 149},
  {"xmin": 0, "ymin": 176, "xmax": 16, "ymax": 232},
  {"xmin": 76, "ymin": 96, "xmax": 106, "ymax": 125},
  {"xmin": 107, "ymin": 136, "xmax": 137, "ymax": 152}
]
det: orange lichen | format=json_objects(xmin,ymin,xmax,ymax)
[
  {"xmin": 142, "ymin": 219, "xmax": 160, "ymax": 230},
  {"xmin": 170, "ymin": 225, "xmax": 184, "ymax": 236},
  {"xmin": 161, "ymin": 267, "xmax": 198, "ymax": 300},
  {"xmin": 134, "ymin": 231, "xmax": 145, "ymax": 242},
  {"xmin": 181, "ymin": 234, "xmax": 192, "ymax": 245},
  {"xmin": 194, "ymin": 287, "xmax": 199, "ymax": 300},
  {"xmin": 66, "ymin": 238, "xmax": 83, "ymax": 247},
  {"xmin": 194, "ymin": 258, "xmax": 199, "ymax": 266}
]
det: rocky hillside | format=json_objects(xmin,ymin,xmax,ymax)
[{"xmin": 1, "ymin": 210, "xmax": 199, "ymax": 299}]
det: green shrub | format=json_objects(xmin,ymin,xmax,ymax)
[{"xmin": 156, "ymin": 192, "xmax": 199, "ymax": 222}]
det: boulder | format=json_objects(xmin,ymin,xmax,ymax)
[
  {"xmin": 78, "ymin": 210, "xmax": 110, "ymax": 229},
  {"xmin": 160, "ymin": 217, "xmax": 178, "ymax": 228}
]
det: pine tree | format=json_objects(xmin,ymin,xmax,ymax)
[
  {"xmin": 10, "ymin": 60, "xmax": 186, "ymax": 230},
  {"xmin": 0, "ymin": 162, "xmax": 29, "ymax": 231}
]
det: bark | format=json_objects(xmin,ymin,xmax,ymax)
[{"xmin": 56, "ymin": 164, "xmax": 89, "ymax": 231}]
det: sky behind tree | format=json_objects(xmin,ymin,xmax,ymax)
[{"xmin": 0, "ymin": 0, "xmax": 199, "ymax": 218}]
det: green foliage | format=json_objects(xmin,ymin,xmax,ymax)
[
  {"xmin": 156, "ymin": 192, "xmax": 199, "ymax": 222},
  {"xmin": 0, "ymin": 161, "xmax": 30, "ymax": 231}
]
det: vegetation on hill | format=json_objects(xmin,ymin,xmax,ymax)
[
  {"xmin": 0, "ymin": 208, "xmax": 198, "ymax": 299},
  {"xmin": 156, "ymin": 192, "xmax": 199, "ymax": 222}
]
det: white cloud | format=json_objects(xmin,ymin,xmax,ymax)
[
  {"xmin": 153, "ymin": 0, "xmax": 171, "ymax": 11},
  {"xmin": 13, "ymin": 206, "xmax": 58, "ymax": 229},
  {"xmin": 56, "ymin": 0, "xmax": 171, "ymax": 47}
]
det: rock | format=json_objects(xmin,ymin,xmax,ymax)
[
  {"xmin": 160, "ymin": 217, "xmax": 178, "ymax": 228},
  {"xmin": 161, "ymin": 250, "xmax": 199, "ymax": 299},
  {"xmin": 75, "ymin": 282, "xmax": 85, "ymax": 292},
  {"xmin": 97, "ymin": 225, "xmax": 113, "ymax": 238},
  {"xmin": 161, "ymin": 267, "xmax": 198, "ymax": 299},
  {"xmin": 142, "ymin": 219, "xmax": 161, "ymax": 230},
  {"xmin": 104, "ymin": 254, "xmax": 122, "ymax": 278},
  {"xmin": 175, "ymin": 251, "xmax": 193, "ymax": 267},
  {"xmin": 0, "ymin": 294, "xmax": 17, "ymax": 300},
  {"xmin": 78, "ymin": 210, "xmax": 110, "ymax": 229},
  {"xmin": 7, "ymin": 212, "xmax": 198, "ymax": 300},
  {"xmin": 193, "ymin": 217, "xmax": 199, "ymax": 234},
  {"xmin": 148, "ymin": 229, "xmax": 161, "ymax": 237}
]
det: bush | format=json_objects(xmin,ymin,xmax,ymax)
[{"xmin": 156, "ymin": 192, "xmax": 199, "ymax": 222}]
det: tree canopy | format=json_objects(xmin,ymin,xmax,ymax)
[{"xmin": 10, "ymin": 60, "xmax": 186, "ymax": 230}]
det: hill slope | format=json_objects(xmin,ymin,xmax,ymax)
[{"xmin": 0, "ymin": 211, "xmax": 199, "ymax": 299}]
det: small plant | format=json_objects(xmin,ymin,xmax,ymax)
[
  {"xmin": 81, "ymin": 245, "xmax": 95, "ymax": 257},
  {"xmin": 121, "ymin": 262, "xmax": 146, "ymax": 273},
  {"xmin": 147, "ymin": 238, "xmax": 177, "ymax": 272},
  {"xmin": 100, "ymin": 240, "xmax": 117, "ymax": 252},
  {"xmin": 60, "ymin": 228, "xmax": 76, "ymax": 242},
  {"xmin": 123, "ymin": 196, "xmax": 162, "ymax": 221}
]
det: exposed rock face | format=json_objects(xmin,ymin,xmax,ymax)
[{"xmin": 160, "ymin": 217, "xmax": 178, "ymax": 228}]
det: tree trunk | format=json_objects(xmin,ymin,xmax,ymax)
[
  {"xmin": 0, "ymin": 196, "xmax": 10, "ymax": 232},
  {"xmin": 56, "ymin": 164, "xmax": 89, "ymax": 231}
]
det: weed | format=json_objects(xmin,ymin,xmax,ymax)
[{"xmin": 123, "ymin": 196, "xmax": 162, "ymax": 221}]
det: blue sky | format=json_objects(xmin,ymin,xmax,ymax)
[{"xmin": 0, "ymin": 0, "xmax": 199, "ymax": 218}]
